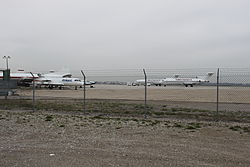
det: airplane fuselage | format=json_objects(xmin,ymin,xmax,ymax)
[
  {"xmin": 0, "ymin": 72, "xmax": 39, "ymax": 80},
  {"xmin": 133, "ymin": 73, "xmax": 213, "ymax": 87}
]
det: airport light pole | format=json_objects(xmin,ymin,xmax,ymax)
[
  {"xmin": 3, "ymin": 56, "xmax": 11, "ymax": 100},
  {"xmin": 3, "ymin": 56, "xmax": 11, "ymax": 70}
]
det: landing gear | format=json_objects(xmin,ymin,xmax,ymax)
[{"xmin": 185, "ymin": 84, "xmax": 193, "ymax": 87}]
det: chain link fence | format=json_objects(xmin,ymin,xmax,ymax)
[
  {"xmin": 0, "ymin": 80, "xmax": 17, "ymax": 97},
  {"xmin": 1, "ymin": 68, "xmax": 250, "ymax": 122}
]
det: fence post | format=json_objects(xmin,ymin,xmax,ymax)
[
  {"xmin": 81, "ymin": 70, "xmax": 86, "ymax": 113},
  {"xmin": 216, "ymin": 68, "xmax": 220, "ymax": 120},
  {"xmin": 3, "ymin": 69, "xmax": 10, "ymax": 100},
  {"xmin": 30, "ymin": 72, "xmax": 35, "ymax": 112},
  {"xmin": 143, "ymin": 69, "xmax": 147, "ymax": 118}
]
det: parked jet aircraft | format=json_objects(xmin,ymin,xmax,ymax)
[
  {"xmin": 0, "ymin": 69, "xmax": 96, "ymax": 89},
  {"xmin": 133, "ymin": 72, "xmax": 214, "ymax": 87},
  {"xmin": 35, "ymin": 71, "xmax": 96, "ymax": 89}
]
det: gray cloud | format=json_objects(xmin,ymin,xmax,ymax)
[{"xmin": 0, "ymin": 0, "xmax": 250, "ymax": 71}]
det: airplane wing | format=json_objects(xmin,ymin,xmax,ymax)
[
  {"xmin": 44, "ymin": 80, "xmax": 64, "ymax": 86},
  {"xmin": 36, "ymin": 78, "xmax": 64, "ymax": 86},
  {"xmin": 49, "ymin": 83, "xmax": 64, "ymax": 86}
]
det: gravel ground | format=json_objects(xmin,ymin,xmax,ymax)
[{"xmin": 0, "ymin": 110, "xmax": 249, "ymax": 167}]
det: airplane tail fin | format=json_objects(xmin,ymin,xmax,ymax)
[
  {"xmin": 207, "ymin": 72, "xmax": 214, "ymax": 78},
  {"xmin": 198, "ymin": 72, "xmax": 214, "ymax": 80}
]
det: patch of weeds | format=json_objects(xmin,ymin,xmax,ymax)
[
  {"xmin": 171, "ymin": 108, "xmax": 179, "ymax": 112},
  {"xmin": 243, "ymin": 127, "xmax": 250, "ymax": 133},
  {"xmin": 134, "ymin": 104, "xmax": 153, "ymax": 111},
  {"xmin": 229, "ymin": 126, "xmax": 250, "ymax": 133},
  {"xmin": 45, "ymin": 115, "xmax": 53, "ymax": 121},
  {"xmin": 16, "ymin": 117, "xmax": 29, "ymax": 124},
  {"xmin": 150, "ymin": 120, "xmax": 160, "ymax": 126},
  {"xmin": 154, "ymin": 112, "xmax": 165, "ymax": 116},
  {"xmin": 188, "ymin": 122, "xmax": 202, "ymax": 128},
  {"xmin": 59, "ymin": 124, "xmax": 65, "ymax": 128},
  {"xmin": 185, "ymin": 125, "xmax": 197, "ymax": 130},
  {"xmin": 161, "ymin": 108, "xmax": 169, "ymax": 111},
  {"xmin": 134, "ymin": 104, "xmax": 145, "ymax": 110},
  {"xmin": 185, "ymin": 123, "xmax": 202, "ymax": 130},
  {"xmin": 181, "ymin": 108, "xmax": 192, "ymax": 112},
  {"xmin": 229, "ymin": 126, "xmax": 241, "ymax": 131},
  {"xmin": 147, "ymin": 106, "xmax": 153, "ymax": 110},
  {"xmin": 181, "ymin": 108, "xmax": 208, "ymax": 113},
  {"xmin": 173, "ymin": 123, "xmax": 183, "ymax": 128},
  {"xmin": 168, "ymin": 107, "xmax": 212, "ymax": 114},
  {"xmin": 92, "ymin": 115, "xmax": 104, "ymax": 119},
  {"xmin": 131, "ymin": 118, "xmax": 139, "ymax": 122},
  {"xmin": 124, "ymin": 111, "xmax": 131, "ymax": 114},
  {"xmin": 96, "ymin": 123, "xmax": 103, "ymax": 127},
  {"xmin": 89, "ymin": 109, "xmax": 101, "ymax": 113}
]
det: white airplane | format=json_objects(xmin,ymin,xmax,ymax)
[
  {"xmin": 35, "ymin": 71, "xmax": 96, "ymax": 89},
  {"xmin": 0, "ymin": 69, "xmax": 40, "ymax": 86},
  {"xmin": 133, "ymin": 72, "xmax": 214, "ymax": 87}
]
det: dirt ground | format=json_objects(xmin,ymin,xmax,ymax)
[
  {"xmin": 13, "ymin": 85, "xmax": 250, "ymax": 112},
  {"xmin": 0, "ymin": 110, "xmax": 250, "ymax": 167},
  {"xmin": 1, "ymin": 85, "xmax": 250, "ymax": 166},
  {"xmin": 16, "ymin": 85, "xmax": 250, "ymax": 103}
]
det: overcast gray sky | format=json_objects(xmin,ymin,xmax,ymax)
[{"xmin": 0, "ymin": 0, "xmax": 250, "ymax": 71}]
